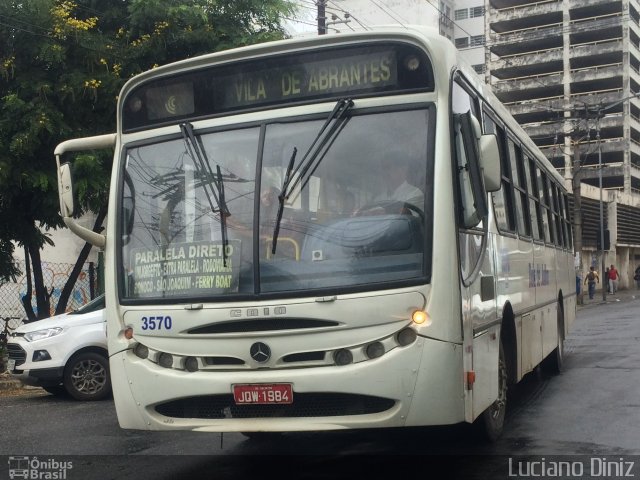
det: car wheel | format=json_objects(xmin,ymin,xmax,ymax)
[{"xmin": 63, "ymin": 352, "xmax": 111, "ymax": 401}]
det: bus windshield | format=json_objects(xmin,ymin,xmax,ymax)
[{"xmin": 120, "ymin": 106, "xmax": 433, "ymax": 300}]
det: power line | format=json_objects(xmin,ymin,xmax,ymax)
[
  {"xmin": 421, "ymin": 0, "xmax": 478, "ymax": 43},
  {"xmin": 327, "ymin": 1, "xmax": 369, "ymax": 31},
  {"xmin": 0, "ymin": 19, "xmax": 51, "ymax": 39},
  {"xmin": 369, "ymin": 0, "xmax": 409, "ymax": 28},
  {"xmin": 297, "ymin": 0, "xmax": 369, "ymax": 35},
  {"xmin": 283, "ymin": 16, "xmax": 318, "ymax": 28},
  {"xmin": 0, "ymin": 13, "xmax": 50, "ymax": 33}
]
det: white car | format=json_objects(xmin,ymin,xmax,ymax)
[{"xmin": 6, "ymin": 294, "xmax": 111, "ymax": 401}]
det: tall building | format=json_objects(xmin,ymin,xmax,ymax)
[
  {"xmin": 487, "ymin": 0, "xmax": 640, "ymax": 196},
  {"xmin": 451, "ymin": 0, "xmax": 487, "ymax": 74},
  {"xmin": 487, "ymin": 0, "xmax": 640, "ymax": 288}
]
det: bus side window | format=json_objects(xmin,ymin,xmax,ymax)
[
  {"xmin": 484, "ymin": 112, "xmax": 516, "ymax": 233},
  {"xmin": 452, "ymin": 80, "xmax": 487, "ymax": 228}
]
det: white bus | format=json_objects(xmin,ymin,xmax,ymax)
[{"xmin": 54, "ymin": 26, "xmax": 575, "ymax": 440}]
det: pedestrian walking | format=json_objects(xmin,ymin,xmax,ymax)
[
  {"xmin": 608, "ymin": 264, "xmax": 619, "ymax": 294},
  {"xmin": 635, "ymin": 265, "xmax": 640, "ymax": 289},
  {"xmin": 584, "ymin": 266, "xmax": 600, "ymax": 300}
]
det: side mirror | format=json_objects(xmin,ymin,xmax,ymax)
[
  {"xmin": 54, "ymin": 133, "xmax": 115, "ymax": 249},
  {"xmin": 59, "ymin": 162, "xmax": 76, "ymax": 217},
  {"xmin": 455, "ymin": 112, "xmax": 488, "ymax": 228},
  {"xmin": 479, "ymin": 134, "xmax": 501, "ymax": 192},
  {"xmin": 468, "ymin": 115, "xmax": 501, "ymax": 193}
]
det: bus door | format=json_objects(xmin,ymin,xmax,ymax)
[{"xmin": 452, "ymin": 76, "xmax": 501, "ymax": 422}]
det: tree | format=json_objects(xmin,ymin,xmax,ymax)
[{"xmin": 0, "ymin": 0, "xmax": 296, "ymax": 318}]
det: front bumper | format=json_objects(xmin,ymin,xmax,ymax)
[
  {"xmin": 9, "ymin": 366, "xmax": 65, "ymax": 388},
  {"xmin": 6, "ymin": 341, "xmax": 65, "ymax": 387},
  {"xmin": 111, "ymin": 336, "xmax": 465, "ymax": 432}
]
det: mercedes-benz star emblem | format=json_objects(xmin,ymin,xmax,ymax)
[{"xmin": 250, "ymin": 342, "xmax": 271, "ymax": 363}]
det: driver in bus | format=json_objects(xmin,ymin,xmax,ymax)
[{"xmin": 355, "ymin": 152, "xmax": 423, "ymax": 216}]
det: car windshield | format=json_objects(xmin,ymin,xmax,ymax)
[
  {"xmin": 120, "ymin": 107, "xmax": 433, "ymax": 301},
  {"xmin": 70, "ymin": 294, "xmax": 105, "ymax": 314}
]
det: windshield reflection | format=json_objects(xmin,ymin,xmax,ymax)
[{"xmin": 120, "ymin": 108, "xmax": 432, "ymax": 300}]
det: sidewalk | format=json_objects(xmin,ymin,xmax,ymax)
[
  {"xmin": 0, "ymin": 370, "xmax": 46, "ymax": 395},
  {"xmin": 577, "ymin": 286, "xmax": 640, "ymax": 309},
  {"xmin": 0, "ymin": 370, "xmax": 24, "ymax": 393}
]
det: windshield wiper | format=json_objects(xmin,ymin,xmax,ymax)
[
  {"xmin": 179, "ymin": 122, "xmax": 230, "ymax": 265},
  {"xmin": 271, "ymin": 146, "xmax": 297, "ymax": 256},
  {"xmin": 271, "ymin": 98, "xmax": 354, "ymax": 255}
]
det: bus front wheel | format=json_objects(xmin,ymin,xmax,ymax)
[{"xmin": 474, "ymin": 339, "xmax": 507, "ymax": 442}]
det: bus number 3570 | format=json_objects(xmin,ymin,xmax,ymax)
[{"xmin": 141, "ymin": 316, "xmax": 172, "ymax": 331}]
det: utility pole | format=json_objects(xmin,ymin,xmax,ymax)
[
  {"xmin": 317, "ymin": 0, "xmax": 327, "ymax": 35},
  {"xmin": 548, "ymin": 93, "xmax": 638, "ymax": 305},
  {"xmin": 596, "ymin": 113, "xmax": 607, "ymax": 303},
  {"xmin": 572, "ymin": 137, "xmax": 584, "ymax": 305}
]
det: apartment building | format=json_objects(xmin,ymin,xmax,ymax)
[
  {"xmin": 487, "ymin": 0, "xmax": 640, "ymax": 194},
  {"xmin": 451, "ymin": 0, "xmax": 487, "ymax": 73},
  {"xmin": 487, "ymin": 0, "xmax": 640, "ymax": 286}
]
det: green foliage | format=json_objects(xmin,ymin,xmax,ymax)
[{"xmin": 0, "ymin": 0, "xmax": 297, "ymax": 283}]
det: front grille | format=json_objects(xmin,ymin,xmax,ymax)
[
  {"xmin": 282, "ymin": 351, "xmax": 326, "ymax": 363},
  {"xmin": 7, "ymin": 344, "xmax": 27, "ymax": 366},
  {"xmin": 155, "ymin": 393, "xmax": 395, "ymax": 419},
  {"xmin": 188, "ymin": 318, "xmax": 340, "ymax": 334},
  {"xmin": 203, "ymin": 356, "xmax": 245, "ymax": 366}
]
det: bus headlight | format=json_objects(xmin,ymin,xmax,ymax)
[
  {"xmin": 333, "ymin": 349, "xmax": 353, "ymax": 366},
  {"xmin": 184, "ymin": 356, "xmax": 199, "ymax": 372},
  {"xmin": 365, "ymin": 342, "xmax": 385, "ymax": 359},
  {"xmin": 396, "ymin": 328, "xmax": 417, "ymax": 346},
  {"xmin": 133, "ymin": 343, "xmax": 149, "ymax": 359},
  {"xmin": 158, "ymin": 352, "xmax": 174, "ymax": 368}
]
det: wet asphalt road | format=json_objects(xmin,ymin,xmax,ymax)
[{"xmin": 1, "ymin": 292, "xmax": 639, "ymax": 479}]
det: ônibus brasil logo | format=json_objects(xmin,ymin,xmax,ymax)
[{"xmin": 8, "ymin": 456, "xmax": 73, "ymax": 479}]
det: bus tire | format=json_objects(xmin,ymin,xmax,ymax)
[
  {"xmin": 474, "ymin": 339, "xmax": 507, "ymax": 442},
  {"xmin": 541, "ymin": 302, "xmax": 564, "ymax": 374}
]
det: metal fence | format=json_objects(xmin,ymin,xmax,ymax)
[{"xmin": 0, "ymin": 260, "xmax": 99, "ymax": 320}]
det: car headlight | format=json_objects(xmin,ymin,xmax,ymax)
[{"xmin": 24, "ymin": 327, "xmax": 64, "ymax": 342}]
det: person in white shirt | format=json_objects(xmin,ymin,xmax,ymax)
[{"xmin": 356, "ymin": 154, "xmax": 424, "ymax": 216}]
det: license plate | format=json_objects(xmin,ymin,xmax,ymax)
[
  {"xmin": 233, "ymin": 383, "xmax": 293, "ymax": 405},
  {"xmin": 7, "ymin": 359, "xmax": 15, "ymax": 371}
]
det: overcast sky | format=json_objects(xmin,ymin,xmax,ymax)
[{"xmin": 284, "ymin": 1, "xmax": 319, "ymax": 37}]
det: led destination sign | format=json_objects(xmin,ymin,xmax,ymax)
[
  {"xmin": 124, "ymin": 43, "xmax": 434, "ymax": 130},
  {"xmin": 216, "ymin": 52, "xmax": 396, "ymax": 110}
]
